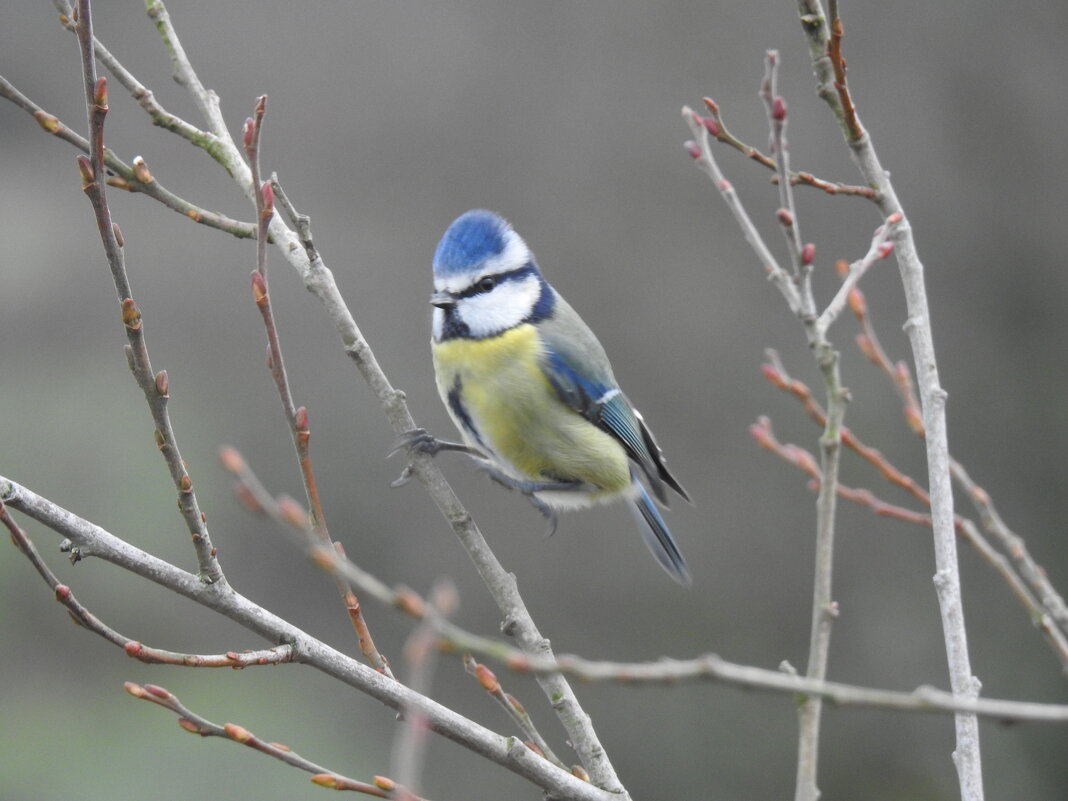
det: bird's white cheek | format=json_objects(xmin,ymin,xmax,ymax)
[
  {"xmin": 459, "ymin": 279, "xmax": 539, "ymax": 338},
  {"xmin": 431, "ymin": 308, "xmax": 444, "ymax": 341}
]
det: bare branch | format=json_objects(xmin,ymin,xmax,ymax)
[
  {"xmin": 699, "ymin": 96, "xmax": 876, "ymax": 197},
  {"xmin": 0, "ymin": 476, "xmax": 614, "ymax": 801},
  {"xmin": 72, "ymin": 0, "xmax": 224, "ymax": 584},
  {"xmin": 796, "ymin": 3, "xmax": 984, "ymax": 796},
  {"xmin": 0, "ymin": 75, "xmax": 256, "ymax": 237},
  {"xmin": 124, "ymin": 682, "xmax": 411, "ymax": 798}
]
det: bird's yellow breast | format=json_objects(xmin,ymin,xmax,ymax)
[{"xmin": 432, "ymin": 325, "xmax": 630, "ymax": 496}]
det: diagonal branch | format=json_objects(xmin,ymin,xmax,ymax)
[
  {"xmin": 124, "ymin": 682, "xmax": 422, "ymax": 798},
  {"xmin": 0, "ymin": 475, "xmax": 613, "ymax": 801},
  {"xmin": 0, "ymin": 75, "xmax": 255, "ymax": 238}
]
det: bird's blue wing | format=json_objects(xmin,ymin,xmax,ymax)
[{"xmin": 541, "ymin": 344, "xmax": 689, "ymax": 505}]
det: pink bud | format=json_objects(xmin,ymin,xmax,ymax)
[
  {"xmin": 801, "ymin": 243, "xmax": 816, "ymax": 266},
  {"xmin": 777, "ymin": 208, "xmax": 793, "ymax": 226},
  {"xmin": 702, "ymin": 116, "xmax": 721, "ymax": 138},
  {"xmin": 261, "ymin": 181, "xmax": 274, "ymax": 212},
  {"xmin": 683, "ymin": 140, "xmax": 701, "ymax": 160},
  {"xmin": 772, "ymin": 96, "xmax": 787, "ymax": 121}
]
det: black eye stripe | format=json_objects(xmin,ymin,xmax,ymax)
[{"xmin": 455, "ymin": 264, "xmax": 536, "ymax": 299}]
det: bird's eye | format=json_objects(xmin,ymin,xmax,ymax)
[{"xmin": 478, "ymin": 276, "xmax": 496, "ymax": 292}]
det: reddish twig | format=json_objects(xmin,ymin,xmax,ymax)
[
  {"xmin": 749, "ymin": 416, "xmax": 931, "ymax": 528},
  {"xmin": 2, "ymin": 501, "xmax": 291, "ymax": 667},
  {"xmin": 762, "ymin": 350, "xmax": 929, "ymax": 506},
  {"xmin": 463, "ymin": 654, "xmax": 567, "ymax": 771},
  {"xmin": 840, "ymin": 266, "xmax": 1068, "ymax": 646},
  {"xmin": 698, "ymin": 96, "xmax": 875, "ymax": 198},
  {"xmin": 826, "ymin": 2, "xmax": 863, "ymax": 142},
  {"xmin": 124, "ymin": 682, "xmax": 420, "ymax": 798},
  {"xmin": 242, "ymin": 102, "xmax": 392, "ymax": 679},
  {"xmin": 759, "ymin": 355, "xmax": 1068, "ymax": 673}
]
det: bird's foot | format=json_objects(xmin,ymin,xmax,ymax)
[
  {"xmin": 478, "ymin": 467, "xmax": 587, "ymax": 537},
  {"xmin": 387, "ymin": 427, "xmax": 477, "ymax": 487}
]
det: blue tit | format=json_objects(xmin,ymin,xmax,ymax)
[{"xmin": 411, "ymin": 209, "xmax": 691, "ymax": 585}]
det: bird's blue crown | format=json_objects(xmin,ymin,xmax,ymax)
[{"xmin": 433, "ymin": 209, "xmax": 518, "ymax": 278}]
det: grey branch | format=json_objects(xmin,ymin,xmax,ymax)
[{"xmin": 0, "ymin": 475, "xmax": 613, "ymax": 801}]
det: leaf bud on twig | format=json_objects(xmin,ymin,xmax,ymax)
[
  {"xmin": 260, "ymin": 181, "xmax": 274, "ymax": 216},
  {"xmin": 473, "ymin": 661, "xmax": 501, "ymax": 694},
  {"xmin": 120, "ymin": 298, "xmax": 142, "ymax": 330},
  {"xmin": 143, "ymin": 684, "xmax": 173, "ymax": 700},
  {"xmin": 372, "ymin": 776, "xmax": 397, "ymax": 791},
  {"xmin": 76, "ymin": 154, "xmax": 94, "ymax": 186},
  {"xmin": 848, "ymin": 288, "xmax": 866, "ymax": 317},
  {"xmin": 294, "ymin": 406, "xmax": 309, "ymax": 433},
  {"xmin": 132, "ymin": 155, "xmax": 154, "ymax": 185},
  {"xmin": 93, "ymin": 77, "xmax": 108, "ymax": 109},
  {"xmin": 176, "ymin": 718, "xmax": 200, "ymax": 734},
  {"xmin": 250, "ymin": 270, "xmax": 268, "ymax": 306},
  {"xmin": 223, "ymin": 723, "xmax": 252, "ymax": 743},
  {"xmin": 33, "ymin": 110, "xmax": 61, "ymax": 133},
  {"xmin": 277, "ymin": 495, "xmax": 309, "ymax": 529}
]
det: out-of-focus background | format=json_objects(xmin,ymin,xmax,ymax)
[{"xmin": 2, "ymin": 1, "xmax": 1067, "ymax": 799}]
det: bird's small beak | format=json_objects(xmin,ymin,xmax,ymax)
[{"xmin": 430, "ymin": 291, "xmax": 455, "ymax": 309}]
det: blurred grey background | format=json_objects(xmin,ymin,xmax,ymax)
[{"xmin": 2, "ymin": 1, "xmax": 1067, "ymax": 799}]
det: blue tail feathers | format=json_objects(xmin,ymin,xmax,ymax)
[{"xmin": 629, "ymin": 481, "xmax": 691, "ymax": 586}]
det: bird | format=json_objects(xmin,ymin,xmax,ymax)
[{"xmin": 395, "ymin": 209, "xmax": 692, "ymax": 585}]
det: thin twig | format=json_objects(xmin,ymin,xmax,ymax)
[
  {"xmin": 72, "ymin": 0, "xmax": 223, "ymax": 584},
  {"xmin": 683, "ymin": 107, "xmax": 801, "ymax": 312},
  {"xmin": 845, "ymin": 290, "xmax": 1068, "ymax": 646},
  {"xmin": 796, "ymin": 3, "xmax": 984, "ymax": 797},
  {"xmin": 392, "ymin": 581, "xmax": 458, "ymax": 801},
  {"xmin": 758, "ymin": 360, "xmax": 1068, "ymax": 673},
  {"xmin": 699, "ymin": 96, "xmax": 876, "ymax": 198},
  {"xmin": 241, "ymin": 102, "xmax": 392, "ymax": 677},
  {"xmin": 124, "ymin": 682, "xmax": 418, "ymax": 798},
  {"xmin": 817, "ymin": 215, "xmax": 900, "ymax": 334},
  {"xmin": 463, "ymin": 654, "xmax": 567, "ymax": 771},
  {"xmin": 0, "ymin": 75, "xmax": 255, "ymax": 237},
  {"xmin": 1, "ymin": 500, "xmax": 292, "ymax": 667}
]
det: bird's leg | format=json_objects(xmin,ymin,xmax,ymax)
[
  {"xmin": 478, "ymin": 466, "xmax": 588, "ymax": 537},
  {"xmin": 388, "ymin": 427, "xmax": 481, "ymax": 487}
]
